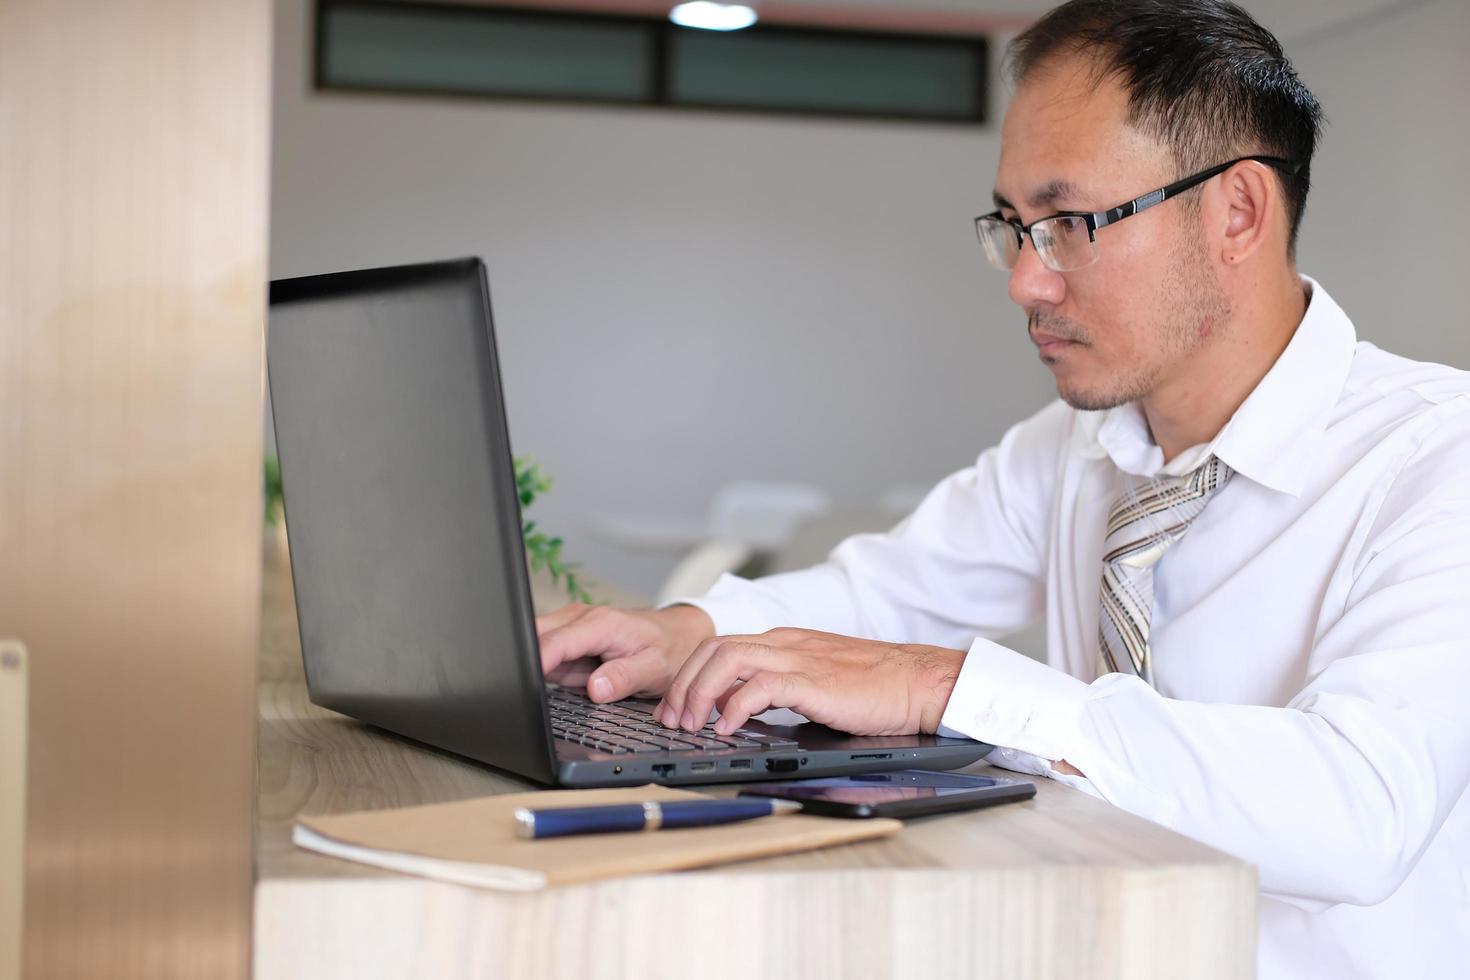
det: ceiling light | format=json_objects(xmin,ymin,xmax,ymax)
[{"xmin": 669, "ymin": 1, "xmax": 758, "ymax": 31}]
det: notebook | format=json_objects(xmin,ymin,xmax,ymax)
[{"xmin": 293, "ymin": 784, "xmax": 902, "ymax": 891}]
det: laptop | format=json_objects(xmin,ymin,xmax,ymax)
[{"xmin": 267, "ymin": 258, "xmax": 993, "ymax": 786}]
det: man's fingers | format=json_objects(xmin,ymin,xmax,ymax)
[
  {"xmin": 713, "ymin": 671, "xmax": 805, "ymax": 735},
  {"xmin": 656, "ymin": 634, "xmax": 758, "ymax": 728},
  {"xmin": 679, "ymin": 642, "xmax": 781, "ymax": 733},
  {"xmin": 585, "ymin": 649, "xmax": 665, "ymax": 703},
  {"xmin": 538, "ymin": 607, "xmax": 638, "ymax": 674},
  {"xmin": 656, "ymin": 635, "xmax": 721, "ymax": 727},
  {"xmin": 711, "ymin": 683, "xmax": 744, "ymax": 717},
  {"xmin": 534, "ymin": 603, "xmax": 589, "ymax": 639},
  {"xmin": 546, "ymin": 657, "xmax": 598, "ymax": 686}
]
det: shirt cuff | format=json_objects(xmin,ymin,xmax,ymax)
[
  {"xmin": 981, "ymin": 745, "xmax": 1105, "ymax": 799},
  {"xmin": 656, "ymin": 573, "xmax": 776, "ymax": 637},
  {"xmin": 937, "ymin": 637, "xmax": 1091, "ymax": 763}
]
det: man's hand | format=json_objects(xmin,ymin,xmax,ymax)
[
  {"xmin": 536, "ymin": 603, "xmax": 715, "ymax": 702},
  {"xmin": 652, "ymin": 628, "xmax": 965, "ymax": 737}
]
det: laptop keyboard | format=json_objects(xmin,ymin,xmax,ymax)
[{"xmin": 546, "ymin": 686, "xmax": 798, "ymax": 756}]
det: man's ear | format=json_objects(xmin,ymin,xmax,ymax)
[{"xmin": 1214, "ymin": 160, "xmax": 1279, "ymax": 265}]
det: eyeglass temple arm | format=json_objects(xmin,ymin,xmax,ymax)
[{"xmin": 1091, "ymin": 155, "xmax": 1302, "ymax": 232}]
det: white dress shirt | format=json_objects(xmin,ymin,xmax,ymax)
[{"xmin": 677, "ymin": 279, "xmax": 1470, "ymax": 979}]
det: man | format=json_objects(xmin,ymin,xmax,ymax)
[{"xmin": 537, "ymin": 1, "xmax": 1470, "ymax": 975}]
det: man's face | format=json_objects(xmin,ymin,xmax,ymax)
[{"xmin": 994, "ymin": 56, "xmax": 1230, "ymax": 411}]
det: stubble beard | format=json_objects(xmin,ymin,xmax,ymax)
[{"xmin": 1048, "ymin": 229, "xmax": 1231, "ymax": 412}]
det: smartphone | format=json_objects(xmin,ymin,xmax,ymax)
[{"xmin": 736, "ymin": 769, "xmax": 1036, "ymax": 819}]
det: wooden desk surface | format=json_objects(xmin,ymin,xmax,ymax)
[{"xmin": 254, "ymin": 537, "xmax": 1256, "ymax": 979}]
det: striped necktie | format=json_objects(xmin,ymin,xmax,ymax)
[{"xmin": 1098, "ymin": 455, "xmax": 1234, "ymax": 684}]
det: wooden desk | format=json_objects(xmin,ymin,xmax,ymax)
[{"xmin": 254, "ymin": 540, "xmax": 1257, "ymax": 979}]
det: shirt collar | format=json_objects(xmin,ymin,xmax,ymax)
[{"xmin": 1073, "ymin": 275, "xmax": 1357, "ymax": 495}]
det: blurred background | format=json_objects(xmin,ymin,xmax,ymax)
[{"xmin": 266, "ymin": 0, "xmax": 1470, "ymax": 605}]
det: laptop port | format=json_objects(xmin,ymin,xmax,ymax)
[
  {"xmin": 765, "ymin": 758, "xmax": 800, "ymax": 773},
  {"xmin": 689, "ymin": 762, "xmax": 716, "ymax": 774},
  {"xmin": 849, "ymin": 753, "xmax": 891, "ymax": 761},
  {"xmin": 652, "ymin": 763, "xmax": 675, "ymax": 778},
  {"xmin": 729, "ymin": 759, "xmax": 752, "ymax": 771}
]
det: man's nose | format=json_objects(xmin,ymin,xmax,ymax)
[{"xmin": 1007, "ymin": 236, "xmax": 1066, "ymax": 310}]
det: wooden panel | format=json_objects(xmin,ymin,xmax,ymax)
[
  {"xmin": 255, "ymin": 549, "xmax": 1257, "ymax": 978},
  {"xmin": 0, "ymin": 642, "xmax": 27, "ymax": 980},
  {"xmin": 0, "ymin": 1, "xmax": 270, "ymax": 977}
]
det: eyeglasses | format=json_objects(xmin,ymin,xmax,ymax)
[{"xmin": 974, "ymin": 155, "xmax": 1302, "ymax": 273}]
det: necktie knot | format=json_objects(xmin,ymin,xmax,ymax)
[{"xmin": 1103, "ymin": 455, "xmax": 1234, "ymax": 570}]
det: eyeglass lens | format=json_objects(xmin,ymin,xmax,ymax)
[{"xmin": 977, "ymin": 216, "xmax": 1098, "ymax": 273}]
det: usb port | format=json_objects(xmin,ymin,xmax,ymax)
[
  {"xmin": 652, "ymin": 763, "xmax": 675, "ymax": 777},
  {"xmin": 729, "ymin": 759, "xmax": 752, "ymax": 770},
  {"xmin": 689, "ymin": 762, "xmax": 716, "ymax": 773}
]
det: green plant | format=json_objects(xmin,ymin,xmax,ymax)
[
  {"xmin": 264, "ymin": 455, "xmax": 284, "ymax": 526},
  {"xmin": 516, "ymin": 457, "xmax": 596, "ymax": 605}
]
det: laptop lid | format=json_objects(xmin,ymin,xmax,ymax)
[{"xmin": 268, "ymin": 258, "xmax": 560, "ymax": 785}]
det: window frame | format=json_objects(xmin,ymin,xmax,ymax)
[{"xmin": 314, "ymin": 0, "xmax": 990, "ymax": 126}]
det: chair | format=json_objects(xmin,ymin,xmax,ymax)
[{"xmin": 654, "ymin": 481, "xmax": 832, "ymax": 604}]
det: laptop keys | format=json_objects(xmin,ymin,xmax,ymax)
[
  {"xmin": 642, "ymin": 736, "xmax": 704, "ymax": 751},
  {"xmin": 740, "ymin": 733, "xmax": 800, "ymax": 750},
  {"xmin": 604, "ymin": 737, "xmax": 661, "ymax": 754},
  {"xmin": 681, "ymin": 736, "xmax": 744, "ymax": 750},
  {"xmin": 698, "ymin": 732, "xmax": 761, "ymax": 748},
  {"xmin": 549, "ymin": 688, "xmax": 793, "ymax": 754},
  {"xmin": 591, "ymin": 742, "xmax": 630, "ymax": 754}
]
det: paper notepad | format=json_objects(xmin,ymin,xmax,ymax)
[{"xmin": 294, "ymin": 784, "xmax": 902, "ymax": 891}]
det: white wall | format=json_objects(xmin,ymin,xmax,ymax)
[
  {"xmin": 269, "ymin": 0, "xmax": 1470, "ymax": 600},
  {"xmin": 1287, "ymin": 0, "xmax": 1470, "ymax": 365}
]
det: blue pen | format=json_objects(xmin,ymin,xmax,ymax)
[{"xmin": 514, "ymin": 797, "xmax": 803, "ymax": 839}]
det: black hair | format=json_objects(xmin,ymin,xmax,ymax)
[{"xmin": 1008, "ymin": 0, "xmax": 1324, "ymax": 256}]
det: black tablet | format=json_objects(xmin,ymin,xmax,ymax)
[{"xmin": 736, "ymin": 769, "xmax": 1036, "ymax": 819}]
